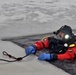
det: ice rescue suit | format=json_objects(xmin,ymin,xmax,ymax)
[{"xmin": 34, "ymin": 37, "xmax": 76, "ymax": 61}]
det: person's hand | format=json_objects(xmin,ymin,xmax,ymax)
[
  {"xmin": 38, "ymin": 53, "xmax": 52, "ymax": 61},
  {"xmin": 25, "ymin": 46, "xmax": 36, "ymax": 55}
]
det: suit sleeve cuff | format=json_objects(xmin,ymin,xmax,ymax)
[
  {"xmin": 31, "ymin": 45, "xmax": 37, "ymax": 54},
  {"xmin": 50, "ymin": 54, "xmax": 58, "ymax": 61}
]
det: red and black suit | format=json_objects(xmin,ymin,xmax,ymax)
[{"xmin": 34, "ymin": 37, "xmax": 76, "ymax": 61}]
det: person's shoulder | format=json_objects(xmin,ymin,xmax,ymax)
[{"xmin": 41, "ymin": 36, "xmax": 50, "ymax": 41}]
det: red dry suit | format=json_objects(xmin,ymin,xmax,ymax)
[{"xmin": 34, "ymin": 37, "xmax": 76, "ymax": 61}]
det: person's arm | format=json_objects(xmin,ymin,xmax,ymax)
[
  {"xmin": 38, "ymin": 48, "xmax": 75, "ymax": 61},
  {"xmin": 34, "ymin": 38, "xmax": 49, "ymax": 50},
  {"xmin": 57, "ymin": 49, "xmax": 75, "ymax": 60},
  {"xmin": 25, "ymin": 37, "xmax": 49, "ymax": 55}
]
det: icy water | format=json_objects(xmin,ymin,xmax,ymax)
[
  {"xmin": 0, "ymin": 1, "xmax": 76, "ymax": 75},
  {"xmin": 0, "ymin": 0, "xmax": 76, "ymax": 29}
]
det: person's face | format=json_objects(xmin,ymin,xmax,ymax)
[{"xmin": 57, "ymin": 32, "xmax": 64, "ymax": 40}]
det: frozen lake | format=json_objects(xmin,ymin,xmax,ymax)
[
  {"xmin": 0, "ymin": 0, "xmax": 76, "ymax": 29},
  {"xmin": 0, "ymin": 0, "xmax": 76, "ymax": 75},
  {"xmin": 0, "ymin": 0, "xmax": 76, "ymax": 39}
]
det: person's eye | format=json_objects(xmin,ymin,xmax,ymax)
[{"xmin": 59, "ymin": 35, "xmax": 62, "ymax": 38}]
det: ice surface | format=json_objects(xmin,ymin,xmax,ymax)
[{"xmin": 0, "ymin": 0, "xmax": 76, "ymax": 75}]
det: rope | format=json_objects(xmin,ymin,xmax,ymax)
[{"xmin": 0, "ymin": 51, "xmax": 28, "ymax": 62}]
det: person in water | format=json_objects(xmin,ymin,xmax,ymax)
[{"xmin": 25, "ymin": 25, "xmax": 76, "ymax": 61}]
